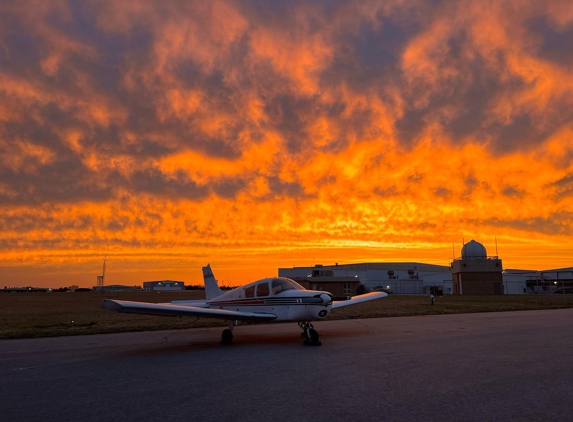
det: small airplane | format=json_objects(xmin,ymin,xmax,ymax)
[{"xmin": 101, "ymin": 264, "xmax": 387, "ymax": 345}]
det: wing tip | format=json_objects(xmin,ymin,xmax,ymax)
[{"xmin": 101, "ymin": 299, "xmax": 122, "ymax": 311}]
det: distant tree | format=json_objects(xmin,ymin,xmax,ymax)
[
  {"xmin": 68, "ymin": 285, "xmax": 79, "ymax": 292},
  {"xmin": 75, "ymin": 288, "xmax": 91, "ymax": 292}
]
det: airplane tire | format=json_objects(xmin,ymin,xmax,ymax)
[
  {"xmin": 221, "ymin": 329, "xmax": 233, "ymax": 345},
  {"xmin": 303, "ymin": 328, "xmax": 321, "ymax": 346}
]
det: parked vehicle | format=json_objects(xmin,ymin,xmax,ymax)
[{"xmin": 374, "ymin": 287, "xmax": 393, "ymax": 294}]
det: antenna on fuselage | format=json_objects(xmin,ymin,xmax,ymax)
[{"xmin": 222, "ymin": 279, "xmax": 233, "ymax": 289}]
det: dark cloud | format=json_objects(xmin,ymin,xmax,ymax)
[
  {"xmin": 549, "ymin": 172, "xmax": 573, "ymax": 199},
  {"xmin": 434, "ymin": 187, "xmax": 452, "ymax": 198},
  {"xmin": 264, "ymin": 94, "xmax": 316, "ymax": 154},
  {"xmin": 463, "ymin": 174, "xmax": 478, "ymax": 197},
  {"xmin": 551, "ymin": 173, "xmax": 573, "ymax": 188},
  {"xmin": 488, "ymin": 114, "xmax": 558, "ymax": 154},
  {"xmin": 0, "ymin": 211, "xmax": 94, "ymax": 233},
  {"xmin": 322, "ymin": 16, "xmax": 411, "ymax": 95},
  {"xmin": 0, "ymin": 160, "xmax": 114, "ymax": 205},
  {"xmin": 123, "ymin": 139, "xmax": 174, "ymax": 157},
  {"xmin": 265, "ymin": 176, "xmax": 310, "ymax": 199},
  {"xmin": 483, "ymin": 212, "xmax": 573, "ymax": 236},
  {"xmin": 528, "ymin": 15, "xmax": 573, "ymax": 67},
  {"xmin": 315, "ymin": 174, "xmax": 337, "ymax": 187},
  {"xmin": 199, "ymin": 136, "xmax": 244, "ymax": 159},
  {"xmin": 0, "ymin": 15, "xmax": 45, "ymax": 79},
  {"xmin": 502, "ymin": 186, "xmax": 524, "ymax": 198},
  {"xmin": 130, "ymin": 168, "xmax": 209, "ymax": 200},
  {"xmin": 373, "ymin": 186, "xmax": 398, "ymax": 197},
  {"xmin": 393, "ymin": 47, "xmax": 561, "ymax": 153},
  {"xmin": 408, "ymin": 173, "xmax": 423, "ymax": 183},
  {"xmin": 211, "ymin": 177, "xmax": 248, "ymax": 199},
  {"xmin": 355, "ymin": 17, "xmax": 412, "ymax": 69},
  {"xmin": 393, "ymin": 107, "xmax": 427, "ymax": 144},
  {"xmin": 444, "ymin": 74, "xmax": 528, "ymax": 145}
]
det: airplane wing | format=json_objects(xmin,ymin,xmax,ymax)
[
  {"xmin": 331, "ymin": 291, "xmax": 388, "ymax": 310},
  {"xmin": 101, "ymin": 299, "xmax": 277, "ymax": 321}
]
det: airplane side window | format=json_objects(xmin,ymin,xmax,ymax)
[
  {"xmin": 272, "ymin": 279, "xmax": 283, "ymax": 295},
  {"xmin": 245, "ymin": 286, "xmax": 255, "ymax": 298},
  {"xmin": 256, "ymin": 282, "xmax": 269, "ymax": 297}
]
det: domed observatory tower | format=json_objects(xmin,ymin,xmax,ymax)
[{"xmin": 450, "ymin": 240, "xmax": 504, "ymax": 295}]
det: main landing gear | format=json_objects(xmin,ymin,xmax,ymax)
[
  {"xmin": 299, "ymin": 322, "xmax": 321, "ymax": 346},
  {"xmin": 221, "ymin": 321, "xmax": 235, "ymax": 345}
]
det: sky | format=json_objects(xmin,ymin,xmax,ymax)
[{"xmin": 1, "ymin": 0, "xmax": 572, "ymax": 288}]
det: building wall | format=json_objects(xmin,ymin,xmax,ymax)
[
  {"xmin": 143, "ymin": 280, "xmax": 185, "ymax": 291},
  {"xmin": 92, "ymin": 285, "xmax": 137, "ymax": 292},
  {"xmin": 294, "ymin": 279, "xmax": 361, "ymax": 297},
  {"xmin": 451, "ymin": 258, "xmax": 502, "ymax": 273},
  {"xmin": 452, "ymin": 271, "xmax": 503, "ymax": 295},
  {"xmin": 501, "ymin": 272, "xmax": 530, "ymax": 294},
  {"xmin": 455, "ymin": 272, "xmax": 504, "ymax": 295},
  {"xmin": 382, "ymin": 279, "xmax": 425, "ymax": 295},
  {"xmin": 450, "ymin": 256, "xmax": 504, "ymax": 295}
]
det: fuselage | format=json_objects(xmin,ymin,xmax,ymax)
[{"xmin": 207, "ymin": 277, "xmax": 333, "ymax": 322}]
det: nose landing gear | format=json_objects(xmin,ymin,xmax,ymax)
[{"xmin": 299, "ymin": 322, "xmax": 321, "ymax": 346}]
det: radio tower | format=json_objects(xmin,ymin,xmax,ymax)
[{"xmin": 96, "ymin": 255, "xmax": 107, "ymax": 293}]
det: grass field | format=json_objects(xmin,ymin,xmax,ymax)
[{"xmin": 2, "ymin": 291, "xmax": 573, "ymax": 339}]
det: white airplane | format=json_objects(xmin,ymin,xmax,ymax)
[{"xmin": 101, "ymin": 264, "xmax": 387, "ymax": 345}]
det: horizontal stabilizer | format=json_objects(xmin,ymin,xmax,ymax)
[
  {"xmin": 101, "ymin": 299, "xmax": 277, "ymax": 321},
  {"xmin": 331, "ymin": 291, "xmax": 387, "ymax": 310}
]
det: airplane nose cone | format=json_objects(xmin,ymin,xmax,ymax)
[{"xmin": 320, "ymin": 293, "xmax": 333, "ymax": 306}]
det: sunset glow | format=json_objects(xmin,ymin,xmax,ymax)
[{"xmin": 1, "ymin": 0, "xmax": 572, "ymax": 287}]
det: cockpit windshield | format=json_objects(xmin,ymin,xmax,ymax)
[{"xmin": 271, "ymin": 277, "xmax": 304, "ymax": 295}]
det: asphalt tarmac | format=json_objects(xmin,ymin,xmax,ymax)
[{"xmin": 2, "ymin": 309, "xmax": 573, "ymax": 422}]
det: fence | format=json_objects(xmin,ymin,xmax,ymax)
[{"xmin": 369, "ymin": 279, "xmax": 573, "ymax": 295}]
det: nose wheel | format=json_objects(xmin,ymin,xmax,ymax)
[{"xmin": 299, "ymin": 322, "xmax": 321, "ymax": 346}]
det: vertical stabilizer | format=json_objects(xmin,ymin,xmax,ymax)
[{"xmin": 202, "ymin": 264, "xmax": 224, "ymax": 300}]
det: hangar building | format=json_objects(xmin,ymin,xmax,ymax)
[
  {"xmin": 279, "ymin": 262, "xmax": 452, "ymax": 295},
  {"xmin": 502, "ymin": 267, "xmax": 573, "ymax": 294},
  {"xmin": 143, "ymin": 280, "xmax": 185, "ymax": 291}
]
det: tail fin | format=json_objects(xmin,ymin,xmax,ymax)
[{"xmin": 202, "ymin": 264, "xmax": 224, "ymax": 300}]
